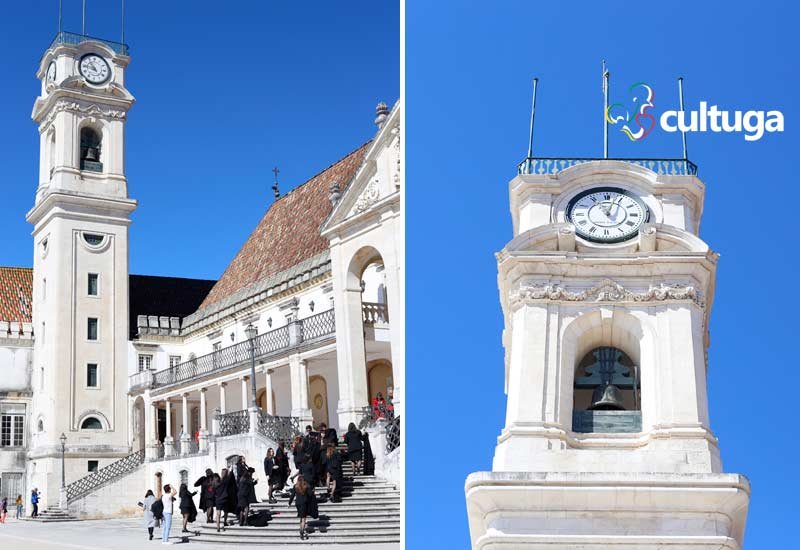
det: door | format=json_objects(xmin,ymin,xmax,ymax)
[{"xmin": 308, "ymin": 375, "xmax": 329, "ymax": 428}]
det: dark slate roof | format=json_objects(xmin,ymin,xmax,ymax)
[
  {"xmin": 197, "ymin": 141, "xmax": 371, "ymax": 310},
  {"xmin": 0, "ymin": 267, "xmax": 33, "ymax": 322},
  {"xmin": 128, "ymin": 274, "xmax": 216, "ymax": 338}
]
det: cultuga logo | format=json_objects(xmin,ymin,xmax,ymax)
[{"xmin": 606, "ymin": 82, "xmax": 784, "ymax": 142}]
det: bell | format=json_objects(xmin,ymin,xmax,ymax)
[
  {"xmin": 588, "ymin": 382, "xmax": 626, "ymax": 410},
  {"xmin": 84, "ymin": 147, "xmax": 98, "ymax": 161}
]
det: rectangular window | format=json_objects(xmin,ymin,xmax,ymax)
[
  {"xmin": 169, "ymin": 355, "xmax": 181, "ymax": 368},
  {"xmin": 42, "ymin": 278, "xmax": 46, "ymax": 301},
  {"xmin": 0, "ymin": 415, "xmax": 24, "ymax": 447},
  {"xmin": 138, "ymin": 354, "xmax": 152, "ymax": 372},
  {"xmin": 87, "ymin": 273, "xmax": 98, "ymax": 296},
  {"xmin": 87, "ymin": 460, "xmax": 99, "ymax": 473},
  {"xmin": 86, "ymin": 364, "xmax": 98, "ymax": 387},
  {"xmin": 212, "ymin": 342, "xmax": 222, "ymax": 352},
  {"xmin": 87, "ymin": 318, "xmax": 98, "ymax": 341}
]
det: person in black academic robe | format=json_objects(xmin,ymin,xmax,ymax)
[
  {"xmin": 324, "ymin": 446, "xmax": 343, "ymax": 502},
  {"xmin": 288, "ymin": 476, "xmax": 319, "ymax": 540},
  {"xmin": 362, "ymin": 431, "xmax": 375, "ymax": 475},
  {"xmin": 264, "ymin": 449, "xmax": 280, "ymax": 503},
  {"xmin": 343, "ymin": 423, "xmax": 363, "ymax": 474},
  {"xmin": 193, "ymin": 468, "xmax": 215, "ymax": 523},
  {"xmin": 275, "ymin": 442, "xmax": 290, "ymax": 491},
  {"xmin": 236, "ymin": 471, "xmax": 258, "ymax": 526},
  {"xmin": 178, "ymin": 483, "xmax": 198, "ymax": 533}
]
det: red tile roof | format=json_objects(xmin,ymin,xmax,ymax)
[
  {"xmin": 198, "ymin": 142, "xmax": 371, "ymax": 310},
  {"xmin": 0, "ymin": 267, "xmax": 33, "ymax": 322}
]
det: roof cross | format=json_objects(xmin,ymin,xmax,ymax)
[{"xmin": 271, "ymin": 166, "xmax": 280, "ymax": 199}]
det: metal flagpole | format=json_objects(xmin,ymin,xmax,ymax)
[
  {"xmin": 678, "ymin": 77, "xmax": 688, "ymax": 161},
  {"xmin": 526, "ymin": 77, "xmax": 539, "ymax": 174},
  {"xmin": 82, "ymin": 0, "xmax": 86, "ymax": 35},
  {"xmin": 121, "ymin": 0, "xmax": 125, "ymax": 45},
  {"xmin": 58, "ymin": 0, "xmax": 63, "ymax": 33},
  {"xmin": 602, "ymin": 60, "xmax": 609, "ymax": 159}
]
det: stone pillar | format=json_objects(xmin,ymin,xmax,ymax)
[
  {"xmin": 334, "ymin": 284, "xmax": 370, "ymax": 429},
  {"xmin": 199, "ymin": 388, "xmax": 208, "ymax": 452},
  {"xmin": 180, "ymin": 393, "xmax": 190, "ymax": 455},
  {"xmin": 241, "ymin": 376, "xmax": 249, "ymax": 411},
  {"xmin": 164, "ymin": 399, "xmax": 175, "ymax": 457},
  {"xmin": 219, "ymin": 382, "xmax": 227, "ymax": 414},
  {"xmin": 145, "ymin": 397, "xmax": 157, "ymax": 461},
  {"xmin": 265, "ymin": 368, "xmax": 274, "ymax": 415},
  {"xmin": 289, "ymin": 355, "xmax": 313, "ymax": 426}
]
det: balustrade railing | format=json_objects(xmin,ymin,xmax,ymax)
[
  {"xmin": 517, "ymin": 157, "xmax": 698, "ymax": 177},
  {"xmin": 385, "ymin": 416, "xmax": 400, "ymax": 454},
  {"xmin": 257, "ymin": 411, "xmax": 302, "ymax": 443},
  {"xmin": 143, "ymin": 309, "xmax": 337, "ymax": 391},
  {"xmin": 48, "ymin": 31, "xmax": 130, "ymax": 56},
  {"xmin": 362, "ymin": 302, "xmax": 389, "ymax": 324},
  {"xmin": 218, "ymin": 410, "xmax": 250, "ymax": 437},
  {"xmin": 66, "ymin": 449, "xmax": 145, "ymax": 503},
  {"xmin": 129, "ymin": 370, "xmax": 151, "ymax": 391}
]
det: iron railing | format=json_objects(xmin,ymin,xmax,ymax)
[
  {"xmin": 362, "ymin": 302, "xmax": 389, "ymax": 324},
  {"xmin": 219, "ymin": 410, "xmax": 250, "ymax": 437},
  {"xmin": 48, "ymin": 31, "xmax": 130, "ymax": 56},
  {"xmin": 257, "ymin": 411, "xmax": 302, "ymax": 443},
  {"xmin": 385, "ymin": 416, "xmax": 400, "ymax": 454},
  {"xmin": 517, "ymin": 157, "xmax": 698, "ymax": 177},
  {"xmin": 66, "ymin": 449, "xmax": 145, "ymax": 503},
  {"xmin": 143, "ymin": 309, "xmax": 337, "ymax": 391}
]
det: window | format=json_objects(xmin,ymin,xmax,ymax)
[
  {"xmin": 83, "ymin": 233, "xmax": 104, "ymax": 246},
  {"xmin": 87, "ymin": 460, "xmax": 99, "ymax": 473},
  {"xmin": 87, "ymin": 318, "xmax": 98, "ymax": 341},
  {"xmin": 86, "ymin": 364, "xmax": 98, "ymax": 387},
  {"xmin": 0, "ymin": 415, "xmax": 24, "ymax": 447},
  {"xmin": 80, "ymin": 417, "xmax": 102, "ymax": 430},
  {"xmin": 0, "ymin": 473, "xmax": 23, "ymax": 502},
  {"xmin": 138, "ymin": 354, "xmax": 153, "ymax": 372},
  {"xmin": 213, "ymin": 342, "xmax": 222, "ymax": 352},
  {"xmin": 169, "ymin": 355, "xmax": 181, "ymax": 368},
  {"xmin": 41, "ymin": 322, "xmax": 45, "ymax": 344},
  {"xmin": 79, "ymin": 127, "xmax": 102, "ymax": 172},
  {"xmin": 42, "ymin": 278, "xmax": 46, "ymax": 301},
  {"xmin": 87, "ymin": 273, "xmax": 98, "ymax": 296}
]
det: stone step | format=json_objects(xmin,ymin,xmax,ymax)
[
  {"xmin": 193, "ymin": 534, "xmax": 400, "ymax": 545},
  {"xmin": 253, "ymin": 500, "xmax": 400, "ymax": 511},
  {"xmin": 197, "ymin": 524, "xmax": 399, "ymax": 534}
]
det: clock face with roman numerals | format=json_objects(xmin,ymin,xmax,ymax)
[{"xmin": 566, "ymin": 187, "xmax": 649, "ymax": 243}]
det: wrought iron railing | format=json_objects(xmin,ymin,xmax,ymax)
[
  {"xmin": 517, "ymin": 157, "xmax": 698, "ymax": 177},
  {"xmin": 300, "ymin": 309, "xmax": 335, "ymax": 342},
  {"xmin": 48, "ymin": 31, "xmax": 130, "ymax": 56},
  {"xmin": 66, "ymin": 449, "xmax": 145, "ymax": 503},
  {"xmin": 385, "ymin": 416, "xmax": 400, "ymax": 454},
  {"xmin": 257, "ymin": 411, "xmax": 302, "ymax": 443},
  {"xmin": 219, "ymin": 410, "xmax": 250, "ymax": 437},
  {"xmin": 362, "ymin": 302, "xmax": 389, "ymax": 324}
]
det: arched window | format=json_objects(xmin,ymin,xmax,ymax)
[
  {"xmin": 48, "ymin": 129, "xmax": 56, "ymax": 178},
  {"xmin": 37, "ymin": 419, "xmax": 44, "ymax": 432},
  {"xmin": 80, "ymin": 417, "xmax": 103, "ymax": 430},
  {"xmin": 79, "ymin": 127, "xmax": 103, "ymax": 172},
  {"xmin": 572, "ymin": 347, "xmax": 641, "ymax": 434}
]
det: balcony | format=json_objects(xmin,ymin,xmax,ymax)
[
  {"xmin": 48, "ymin": 31, "xmax": 129, "ymax": 56},
  {"xmin": 518, "ymin": 157, "xmax": 698, "ymax": 177},
  {"xmin": 130, "ymin": 309, "xmax": 336, "ymax": 392},
  {"xmin": 362, "ymin": 302, "xmax": 389, "ymax": 324}
]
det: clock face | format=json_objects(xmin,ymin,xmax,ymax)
[
  {"xmin": 46, "ymin": 62, "xmax": 56, "ymax": 83},
  {"xmin": 79, "ymin": 54, "xmax": 110, "ymax": 84},
  {"xmin": 566, "ymin": 187, "xmax": 649, "ymax": 243}
]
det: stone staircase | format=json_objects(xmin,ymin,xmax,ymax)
[
  {"xmin": 22, "ymin": 505, "xmax": 80, "ymax": 522},
  {"xmin": 193, "ymin": 458, "xmax": 400, "ymax": 545}
]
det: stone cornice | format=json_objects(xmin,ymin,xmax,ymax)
[
  {"xmin": 510, "ymin": 278, "xmax": 705, "ymax": 310},
  {"xmin": 37, "ymin": 99, "xmax": 128, "ymax": 132}
]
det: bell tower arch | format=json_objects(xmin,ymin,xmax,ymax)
[
  {"xmin": 467, "ymin": 159, "xmax": 750, "ymax": 549},
  {"xmin": 26, "ymin": 32, "xmax": 136, "ymax": 507}
]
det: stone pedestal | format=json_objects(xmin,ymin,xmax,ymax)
[
  {"xmin": 466, "ymin": 472, "xmax": 750, "ymax": 550},
  {"xmin": 164, "ymin": 436, "xmax": 175, "ymax": 457}
]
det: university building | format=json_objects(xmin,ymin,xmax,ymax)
[{"xmin": 0, "ymin": 29, "xmax": 402, "ymax": 536}]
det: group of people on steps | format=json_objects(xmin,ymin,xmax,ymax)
[{"xmin": 137, "ymin": 420, "xmax": 374, "ymax": 542}]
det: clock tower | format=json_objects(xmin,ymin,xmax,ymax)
[
  {"xmin": 466, "ymin": 157, "xmax": 750, "ymax": 549},
  {"xmin": 26, "ymin": 32, "xmax": 136, "ymax": 507}
]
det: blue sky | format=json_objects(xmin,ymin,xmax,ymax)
[
  {"xmin": 407, "ymin": 1, "xmax": 797, "ymax": 548},
  {"xmin": 0, "ymin": 0, "xmax": 399, "ymax": 278}
]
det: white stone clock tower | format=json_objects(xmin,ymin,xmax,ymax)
[
  {"xmin": 26, "ymin": 33, "xmax": 136, "ymax": 506},
  {"xmin": 466, "ymin": 158, "xmax": 750, "ymax": 549}
]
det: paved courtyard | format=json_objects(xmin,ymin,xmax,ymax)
[{"xmin": 0, "ymin": 517, "xmax": 400, "ymax": 549}]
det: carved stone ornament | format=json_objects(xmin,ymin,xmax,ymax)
[
  {"xmin": 41, "ymin": 101, "xmax": 126, "ymax": 130},
  {"xmin": 354, "ymin": 178, "xmax": 381, "ymax": 213},
  {"xmin": 510, "ymin": 278, "xmax": 704, "ymax": 309}
]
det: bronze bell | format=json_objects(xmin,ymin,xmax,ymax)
[
  {"xmin": 588, "ymin": 382, "xmax": 626, "ymax": 410},
  {"xmin": 84, "ymin": 147, "xmax": 98, "ymax": 161}
]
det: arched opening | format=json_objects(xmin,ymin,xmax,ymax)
[
  {"xmin": 308, "ymin": 375, "xmax": 329, "ymax": 428},
  {"xmin": 80, "ymin": 417, "xmax": 103, "ymax": 430},
  {"xmin": 359, "ymin": 258, "xmax": 388, "ymax": 323},
  {"xmin": 48, "ymin": 128, "xmax": 56, "ymax": 179},
  {"xmin": 367, "ymin": 359, "xmax": 394, "ymax": 418},
  {"xmin": 79, "ymin": 126, "xmax": 102, "ymax": 172}
]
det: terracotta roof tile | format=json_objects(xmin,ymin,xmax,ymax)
[
  {"xmin": 0, "ymin": 267, "xmax": 33, "ymax": 322},
  {"xmin": 198, "ymin": 142, "xmax": 370, "ymax": 310}
]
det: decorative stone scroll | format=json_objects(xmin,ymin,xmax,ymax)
[
  {"xmin": 353, "ymin": 178, "xmax": 381, "ymax": 214},
  {"xmin": 510, "ymin": 278, "xmax": 704, "ymax": 309},
  {"xmin": 41, "ymin": 101, "xmax": 126, "ymax": 130}
]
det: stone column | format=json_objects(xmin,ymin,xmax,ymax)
[
  {"xmin": 219, "ymin": 382, "xmax": 227, "ymax": 414},
  {"xmin": 164, "ymin": 399, "xmax": 174, "ymax": 457},
  {"xmin": 180, "ymin": 393, "xmax": 190, "ymax": 455},
  {"xmin": 290, "ymin": 355, "xmax": 313, "ymax": 426},
  {"xmin": 334, "ymin": 284, "xmax": 370, "ymax": 429},
  {"xmin": 199, "ymin": 388, "xmax": 208, "ymax": 452},
  {"xmin": 145, "ymin": 397, "xmax": 157, "ymax": 461},
  {"xmin": 265, "ymin": 368, "xmax": 274, "ymax": 415},
  {"xmin": 241, "ymin": 376, "xmax": 249, "ymax": 411}
]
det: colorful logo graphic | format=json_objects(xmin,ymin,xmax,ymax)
[{"xmin": 606, "ymin": 82, "xmax": 656, "ymax": 141}]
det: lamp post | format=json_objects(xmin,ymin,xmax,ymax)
[
  {"xmin": 59, "ymin": 433, "xmax": 67, "ymax": 488},
  {"xmin": 245, "ymin": 324, "xmax": 259, "ymax": 408}
]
